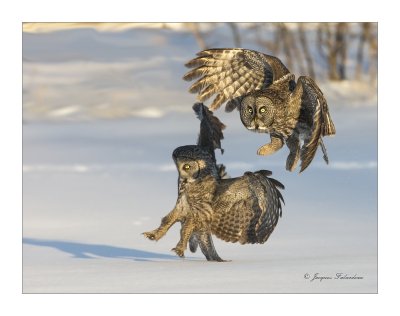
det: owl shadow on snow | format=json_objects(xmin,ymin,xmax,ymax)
[{"xmin": 23, "ymin": 238, "xmax": 188, "ymax": 262}]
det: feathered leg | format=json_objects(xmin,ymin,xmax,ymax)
[
  {"xmin": 172, "ymin": 218, "xmax": 195, "ymax": 257},
  {"xmin": 285, "ymin": 133, "xmax": 301, "ymax": 171},
  {"xmin": 143, "ymin": 208, "xmax": 180, "ymax": 241},
  {"xmin": 257, "ymin": 135, "xmax": 284, "ymax": 156}
]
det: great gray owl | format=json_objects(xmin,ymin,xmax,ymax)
[
  {"xmin": 143, "ymin": 103, "xmax": 284, "ymax": 261},
  {"xmin": 183, "ymin": 48, "xmax": 336, "ymax": 172}
]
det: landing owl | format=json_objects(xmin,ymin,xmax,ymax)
[
  {"xmin": 183, "ymin": 48, "xmax": 336, "ymax": 172},
  {"xmin": 143, "ymin": 103, "xmax": 284, "ymax": 261}
]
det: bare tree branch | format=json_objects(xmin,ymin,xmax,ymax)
[
  {"xmin": 227, "ymin": 23, "xmax": 242, "ymax": 47},
  {"xmin": 335, "ymin": 22, "xmax": 348, "ymax": 80},
  {"xmin": 187, "ymin": 23, "xmax": 208, "ymax": 50},
  {"xmin": 297, "ymin": 23, "xmax": 315, "ymax": 79},
  {"xmin": 278, "ymin": 23, "xmax": 294, "ymax": 71}
]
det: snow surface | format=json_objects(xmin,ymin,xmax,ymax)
[{"xmin": 22, "ymin": 24, "xmax": 377, "ymax": 293}]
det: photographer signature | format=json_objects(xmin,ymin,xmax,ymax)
[{"xmin": 304, "ymin": 273, "xmax": 364, "ymax": 282}]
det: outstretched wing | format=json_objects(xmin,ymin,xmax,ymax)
[
  {"xmin": 212, "ymin": 170, "xmax": 284, "ymax": 244},
  {"xmin": 184, "ymin": 48, "xmax": 291, "ymax": 111},
  {"xmin": 290, "ymin": 76, "xmax": 336, "ymax": 172},
  {"xmin": 300, "ymin": 76, "xmax": 336, "ymax": 137}
]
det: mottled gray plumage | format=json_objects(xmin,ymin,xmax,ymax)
[
  {"xmin": 183, "ymin": 48, "xmax": 336, "ymax": 172},
  {"xmin": 143, "ymin": 103, "xmax": 284, "ymax": 261}
]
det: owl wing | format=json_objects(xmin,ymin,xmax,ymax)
[
  {"xmin": 189, "ymin": 232, "xmax": 225, "ymax": 262},
  {"xmin": 193, "ymin": 102, "xmax": 225, "ymax": 156},
  {"xmin": 192, "ymin": 102, "xmax": 230, "ymax": 180},
  {"xmin": 290, "ymin": 76, "xmax": 336, "ymax": 172},
  {"xmin": 183, "ymin": 48, "xmax": 291, "ymax": 111},
  {"xmin": 211, "ymin": 170, "xmax": 284, "ymax": 244}
]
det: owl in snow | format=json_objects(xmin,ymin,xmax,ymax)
[{"xmin": 143, "ymin": 103, "xmax": 284, "ymax": 261}]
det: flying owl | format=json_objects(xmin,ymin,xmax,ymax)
[
  {"xmin": 143, "ymin": 103, "xmax": 284, "ymax": 261},
  {"xmin": 183, "ymin": 48, "xmax": 336, "ymax": 172}
]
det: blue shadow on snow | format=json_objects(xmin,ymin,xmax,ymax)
[{"xmin": 23, "ymin": 238, "xmax": 182, "ymax": 262}]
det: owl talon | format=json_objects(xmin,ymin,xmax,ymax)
[
  {"xmin": 257, "ymin": 145, "xmax": 273, "ymax": 156},
  {"xmin": 257, "ymin": 137, "xmax": 283, "ymax": 156},
  {"xmin": 143, "ymin": 231, "xmax": 159, "ymax": 241},
  {"xmin": 172, "ymin": 247, "xmax": 185, "ymax": 257}
]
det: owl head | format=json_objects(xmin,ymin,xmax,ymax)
[
  {"xmin": 172, "ymin": 145, "xmax": 216, "ymax": 181},
  {"xmin": 239, "ymin": 94, "xmax": 275, "ymax": 133}
]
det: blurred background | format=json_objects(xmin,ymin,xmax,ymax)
[
  {"xmin": 23, "ymin": 22, "xmax": 377, "ymax": 121},
  {"xmin": 23, "ymin": 23, "xmax": 377, "ymax": 293}
]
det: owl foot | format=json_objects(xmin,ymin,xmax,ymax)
[
  {"xmin": 257, "ymin": 137, "xmax": 283, "ymax": 156},
  {"xmin": 172, "ymin": 247, "xmax": 185, "ymax": 258},
  {"xmin": 257, "ymin": 144, "xmax": 275, "ymax": 156},
  {"xmin": 142, "ymin": 230, "xmax": 161, "ymax": 241}
]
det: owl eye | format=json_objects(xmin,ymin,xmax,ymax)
[
  {"xmin": 247, "ymin": 107, "xmax": 253, "ymax": 114},
  {"xmin": 183, "ymin": 164, "xmax": 191, "ymax": 171},
  {"xmin": 259, "ymin": 107, "xmax": 266, "ymax": 114}
]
